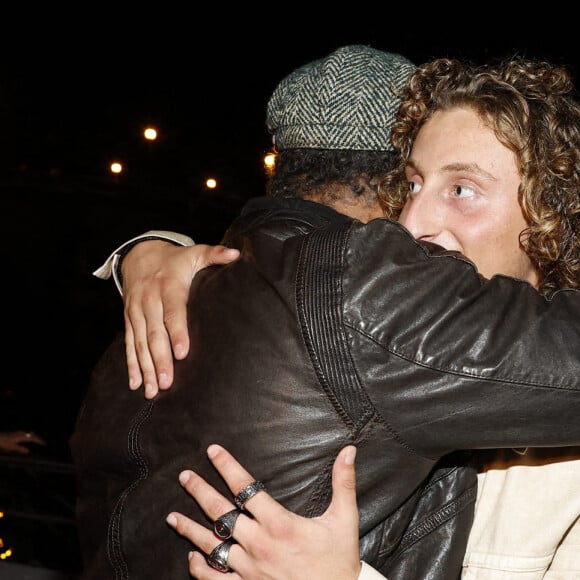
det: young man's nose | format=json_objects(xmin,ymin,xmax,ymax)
[{"xmin": 399, "ymin": 193, "xmax": 440, "ymax": 241}]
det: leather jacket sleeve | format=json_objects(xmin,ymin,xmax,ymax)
[{"xmin": 299, "ymin": 218, "xmax": 580, "ymax": 458}]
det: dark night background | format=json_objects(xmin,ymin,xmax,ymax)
[{"xmin": 0, "ymin": 11, "xmax": 578, "ymax": 576}]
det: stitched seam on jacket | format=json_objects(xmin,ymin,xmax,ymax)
[
  {"xmin": 386, "ymin": 483, "xmax": 477, "ymax": 560},
  {"xmin": 297, "ymin": 223, "xmax": 417, "ymax": 458},
  {"xmin": 106, "ymin": 401, "xmax": 154, "ymax": 579},
  {"xmin": 297, "ymin": 223, "xmax": 375, "ymax": 432},
  {"xmin": 295, "ymin": 223, "xmax": 380, "ymax": 516}
]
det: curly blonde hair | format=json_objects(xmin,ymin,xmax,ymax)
[{"xmin": 380, "ymin": 57, "xmax": 580, "ymax": 296}]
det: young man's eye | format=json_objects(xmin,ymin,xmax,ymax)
[
  {"xmin": 454, "ymin": 185, "xmax": 476, "ymax": 198},
  {"xmin": 408, "ymin": 181, "xmax": 421, "ymax": 194}
]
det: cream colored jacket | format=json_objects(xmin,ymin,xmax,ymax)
[
  {"xmin": 461, "ymin": 448, "xmax": 580, "ymax": 580},
  {"xmin": 359, "ymin": 449, "xmax": 580, "ymax": 580}
]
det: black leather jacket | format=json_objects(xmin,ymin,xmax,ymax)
[{"xmin": 71, "ymin": 197, "xmax": 580, "ymax": 580}]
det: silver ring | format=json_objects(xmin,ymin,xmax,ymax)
[
  {"xmin": 234, "ymin": 480, "xmax": 265, "ymax": 510},
  {"xmin": 207, "ymin": 539, "xmax": 235, "ymax": 573},
  {"xmin": 214, "ymin": 508, "xmax": 242, "ymax": 540}
]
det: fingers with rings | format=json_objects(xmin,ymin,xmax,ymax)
[
  {"xmin": 214, "ymin": 508, "xmax": 242, "ymax": 540},
  {"xmin": 167, "ymin": 455, "xmax": 271, "ymax": 575},
  {"xmin": 233, "ymin": 480, "xmax": 266, "ymax": 510},
  {"xmin": 207, "ymin": 538, "xmax": 235, "ymax": 573},
  {"xmin": 166, "ymin": 510, "xmax": 240, "ymax": 574},
  {"xmin": 167, "ymin": 470, "xmax": 247, "ymax": 570}
]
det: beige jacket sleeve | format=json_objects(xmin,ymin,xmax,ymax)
[
  {"xmin": 92, "ymin": 230, "xmax": 195, "ymax": 295},
  {"xmin": 358, "ymin": 561, "xmax": 388, "ymax": 580}
]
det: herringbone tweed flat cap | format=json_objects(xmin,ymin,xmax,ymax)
[{"xmin": 267, "ymin": 45, "xmax": 416, "ymax": 152}]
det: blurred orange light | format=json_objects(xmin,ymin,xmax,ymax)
[
  {"xmin": 144, "ymin": 127, "xmax": 157, "ymax": 141},
  {"xmin": 264, "ymin": 153, "xmax": 276, "ymax": 169}
]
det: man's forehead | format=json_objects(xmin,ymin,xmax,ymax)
[{"xmin": 409, "ymin": 109, "xmax": 519, "ymax": 181}]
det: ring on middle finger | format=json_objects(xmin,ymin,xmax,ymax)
[
  {"xmin": 234, "ymin": 480, "xmax": 265, "ymax": 510},
  {"xmin": 214, "ymin": 508, "xmax": 242, "ymax": 540}
]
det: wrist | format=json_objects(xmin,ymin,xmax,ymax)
[
  {"xmin": 115, "ymin": 236, "xmax": 174, "ymax": 290},
  {"xmin": 93, "ymin": 230, "xmax": 195, "ymax": 296}
]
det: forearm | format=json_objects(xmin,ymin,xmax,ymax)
[
  {"xmin": 92, "ymin": 230, "xmax": 239, "ymax": 396},
  {"xmin": 342, "ymin": 220, "xmax": 580, "ymax": 450}
]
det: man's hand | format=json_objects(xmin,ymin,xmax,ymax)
[
  {"xmin": 0, "ymin": 431, "xmax": 47, "ymax": 455},
  {"xmin": 166, "ymin": 444, "xmax": 362, "ymax": 580},
  {"xmin": 121, "ymin": 241, "xmax": 240, "ymax": 399}
]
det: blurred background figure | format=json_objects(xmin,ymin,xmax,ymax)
[{"xmin": 0, "ymin": 431, "xmax": 46, "ymax": 455}]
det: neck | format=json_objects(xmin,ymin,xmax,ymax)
[
  {"xmin": 304, "ymin": 187, "xmax": 384, "ymax": 223},
  {"xmin": 329, "ymin": 198, "xmax": 384, "ymax": 223}
]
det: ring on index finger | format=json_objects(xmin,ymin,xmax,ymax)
[
  {"xmin": 214, "ymin": 508, "xmax": 242, "ymax": 540},
  {"xmin": 234, "ymin": 480, "xmax": 265, "ymax": 510}
]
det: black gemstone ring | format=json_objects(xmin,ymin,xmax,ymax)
[
  {"xmin": 207, "ymin": 539, "xmax": 235, "ymax": 573},
  {"xmin": 214, "ymin": 508, "xmax": 242, "ymax": 540},
  {"xmin": 234, "ymin": 480, "xmax": 265, "ymax": 510}
]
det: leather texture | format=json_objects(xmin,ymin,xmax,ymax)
[{"xmin": 71, "ymin": 196, "xmax": 580, "ymax": 579}]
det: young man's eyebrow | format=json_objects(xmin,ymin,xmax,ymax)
[
  {"xmin": 406, "ymin": 158, "xmax": 497, "ymax": 182},
  {"xmin": 441, "ymin": 162, "xmax": 497, "ymax": 181}
]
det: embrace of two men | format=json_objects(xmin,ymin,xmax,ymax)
[{"xmin": 72, "ymin": 46, "xmax": 580, "ymax": 579}]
